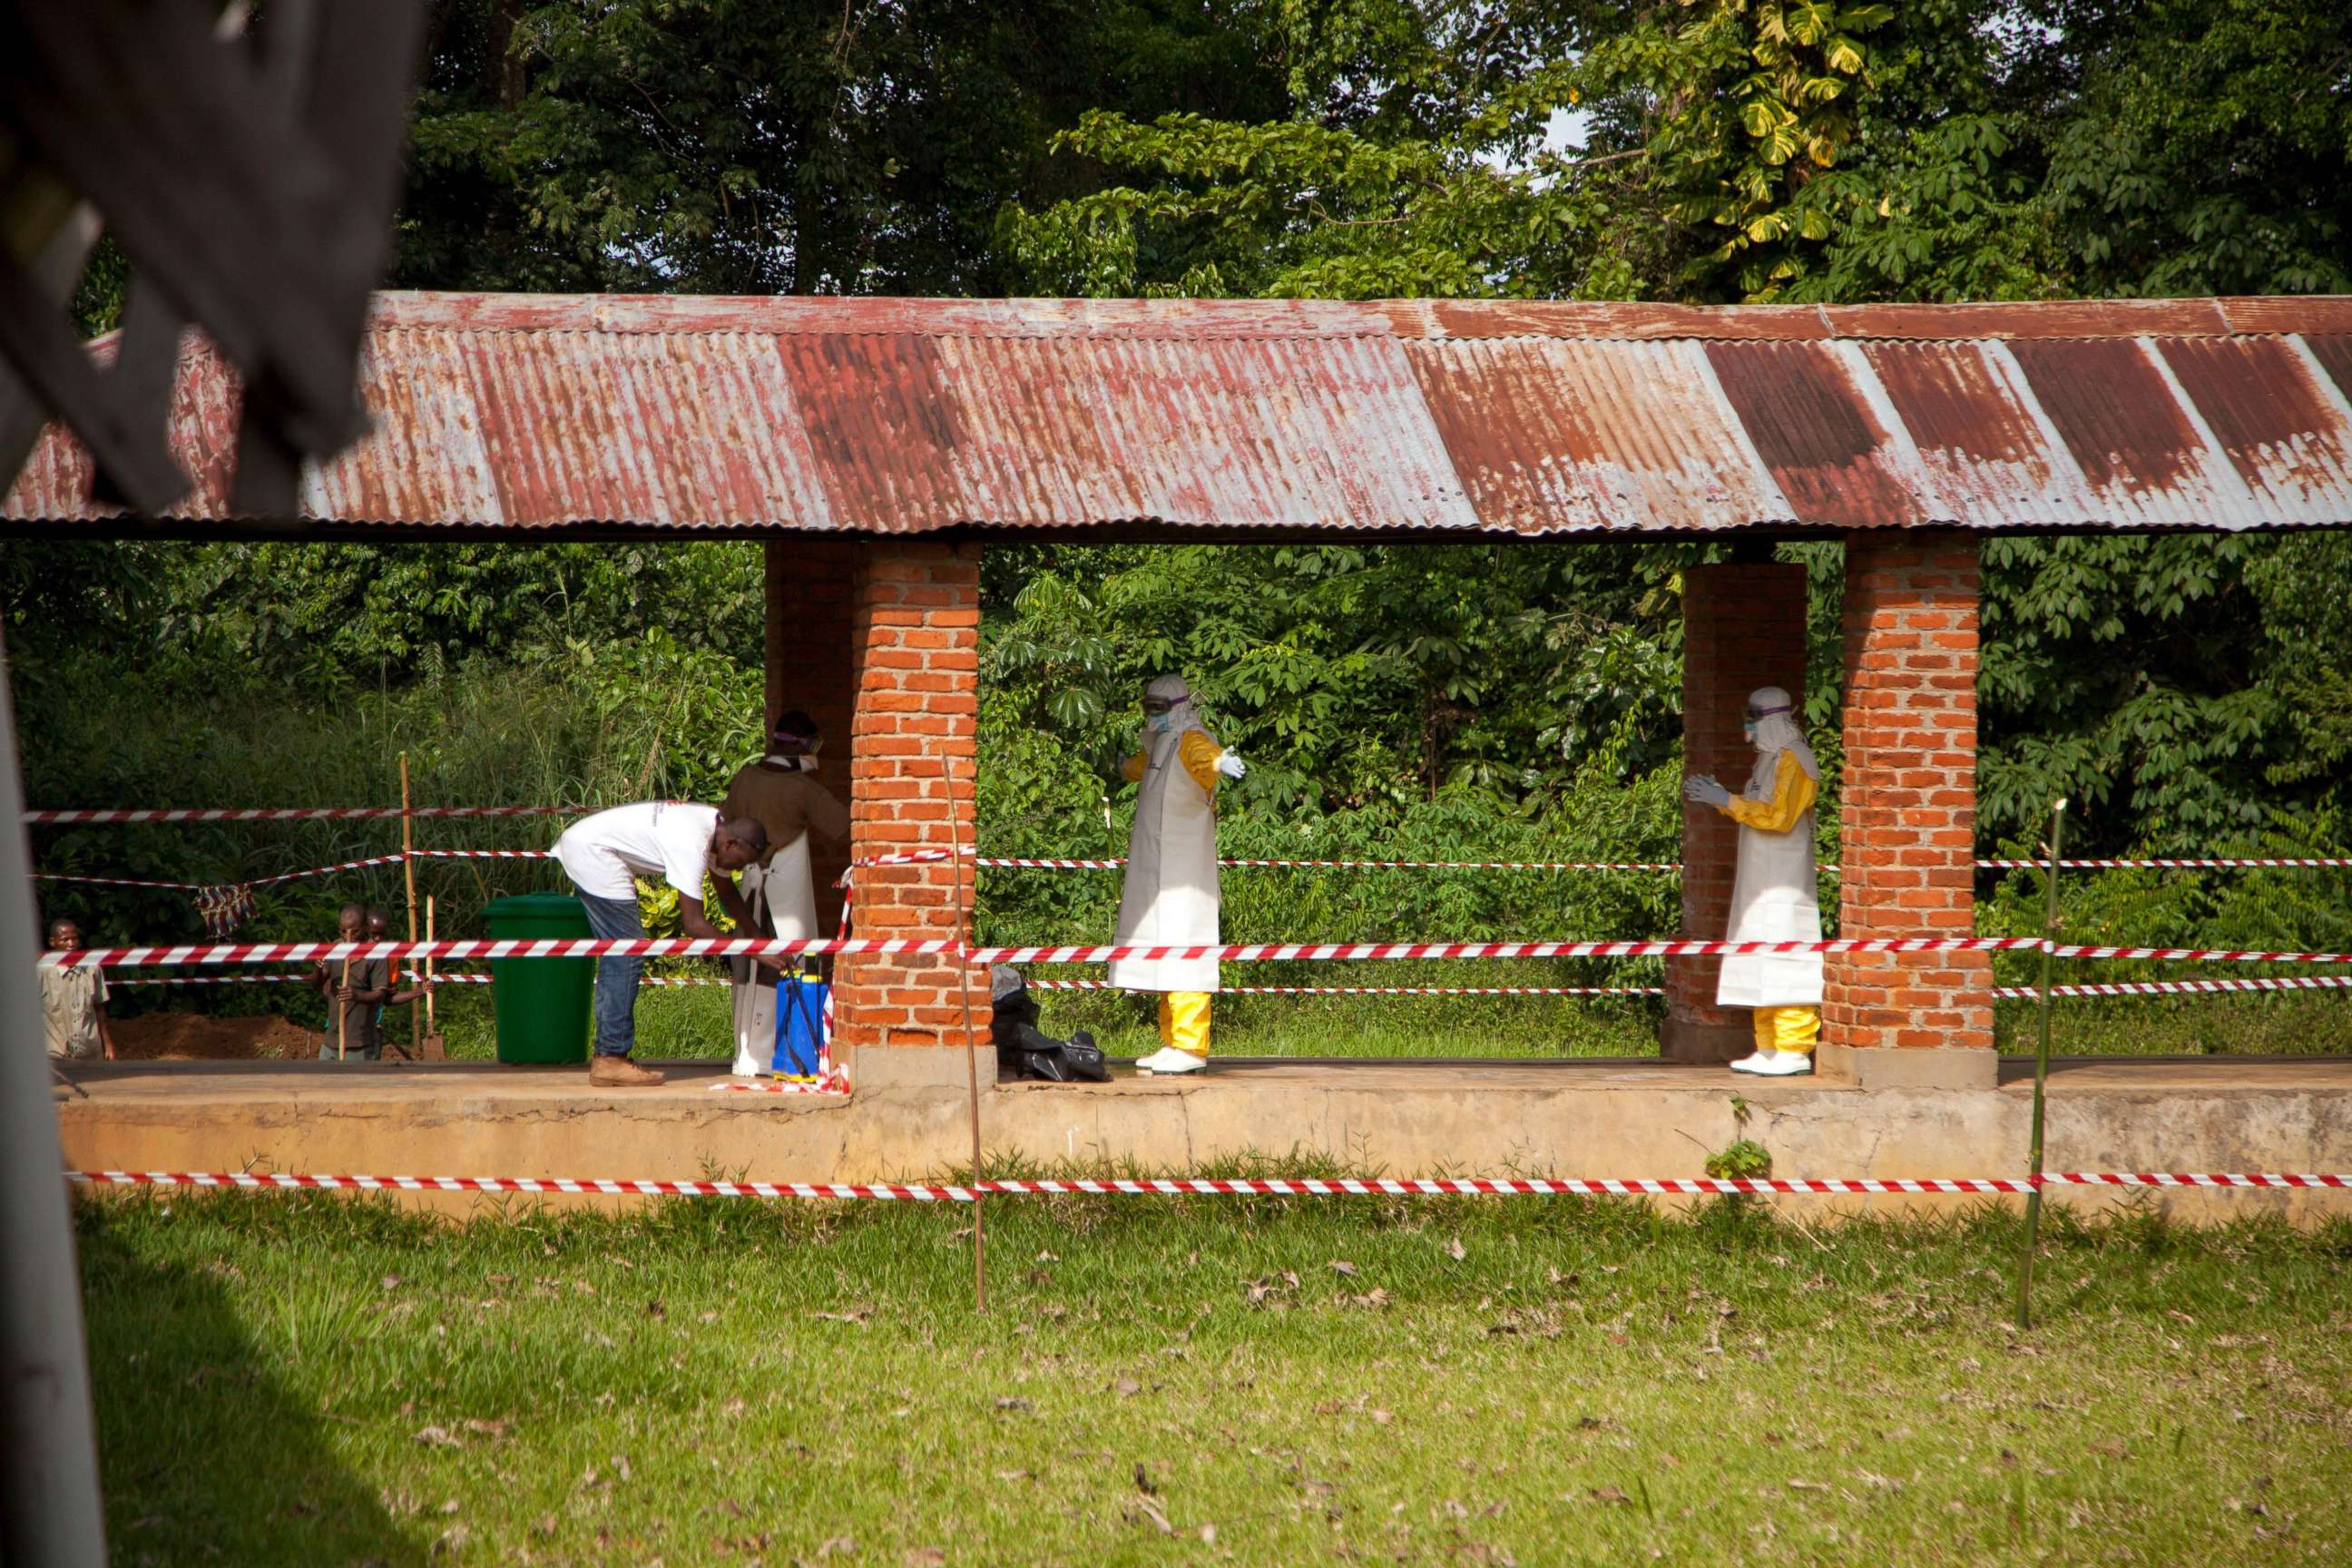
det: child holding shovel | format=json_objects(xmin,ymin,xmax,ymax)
[{"xmin": 311, "ymin": 902, "xmax": 393, "ymax": 1061}]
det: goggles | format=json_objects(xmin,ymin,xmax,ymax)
[
  {"xmin": 1744, "ymin": 702, "xmax": 1791, "ymax": 722},
  {"xmin": 1141, "ymin": 698, "xmax": 1180, "ymax": 716}
]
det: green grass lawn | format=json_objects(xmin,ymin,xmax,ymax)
[{"xmin": 78, "ymin": 1191, "xmax": 2352, "ymax": 1566}]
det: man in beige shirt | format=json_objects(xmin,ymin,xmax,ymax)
[{"xmin": 42, "ymin": 919, "xmax": 114, "ymax": 1061}]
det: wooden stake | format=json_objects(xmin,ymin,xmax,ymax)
[
  {"xmin": 943, "ymin": 751, "xmax": 987, "ymax": 1313},
  {"xmin": 2016, "ymin": 798, "xmax": 2067, "ymax": 1330},
  {"xmin": 401, "ymin": 751, "xmax": 419, "ymax": 1062},
  {"xmin": 337, "ymin": 954, "xmax": 351, "ymax": 1062},
  {"xmin": 420, "ymin": 895, "xmax": 446, "ymax": 1060},
  {"xmin": 424, "ymin": 895, "xmax": 438, "ymax": 1037}
]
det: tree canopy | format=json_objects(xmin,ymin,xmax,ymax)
[{"xmin": 22, "ymin": 0, "xmax": 2352, "ymax": 903}]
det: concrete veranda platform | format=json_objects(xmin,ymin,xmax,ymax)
[{"xmin": 49, "ymin": 1052, "xmax": 2352, "ymax": 1224}]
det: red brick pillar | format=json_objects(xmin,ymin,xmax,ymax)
[
  {"xmin": 765, "ymin": 539, "xmax": 861, "ymax": 935},
  {"xmin": 830, "ymin": 540, "xmax": 988, "ymax": 1086},
  {"xmin": 1667, "ymin": 561, "xmax": 1808, "ymax": 1063},
  {"xmin": 1820, "ymin": 531, "xmax": 1993, "ymax": 1089}
]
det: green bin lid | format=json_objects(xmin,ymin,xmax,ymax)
[{"xmin": 483, "ymin": 893, "xmax": 588, "ymax": 917}]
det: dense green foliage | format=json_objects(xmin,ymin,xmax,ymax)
[{"xmin": 14, "ymin": 0, "xmax": 2352, "ymax": 1032}]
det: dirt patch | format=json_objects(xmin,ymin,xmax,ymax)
[{"xmin": 111, "ymin": 1014, "xmax": 320, "ymax": 1062}]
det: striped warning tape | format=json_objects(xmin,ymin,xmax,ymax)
[
  {"xmin": 409, "ymin": 848, "xmax": 555, "ymax": 859},
  {"xmin": 106, "ymin": 972, "xmax": 2352, "ymax": 999},
  {"xmin": 1024, "ymin": 980, "xmax": 1665, "ymax": 997},
  {"xmin": 107, "ymin": 972, "xmax": 730, "ymax": 987},
  {"xmin": 24, "ymin": 806, "xmax": 583, "ymax": 824},
  {"xmin": 1979, "ymin": 857, "xmax": 2352, "ymax": 870},
  {"xmin": 37, "ymin": 935, "xmax": 2352, "ymax": 970},
  {"xmin": 58, "ymin": 1171, "xmax": 2352, "ymax": 1200},
  {"xmin": 1994, "ymin": 975, "xmax": 2352, "ymax": 999},
  {"xmin": 32, "ymin": 849, "xmax": 551, "ymax": 893},
  {"xmin": 861, "ymin": 847, "xmax": 2352, "ymax": 874},
  {"xmin": 709, "ymin": 1075, "xmax": 851, "ymax": 1097},
  {"xmin": 867, "ymin": 848, "xmax": 1685, "ymax": 873}
]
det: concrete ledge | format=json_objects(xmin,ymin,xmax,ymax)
[
  {"xmin": 50, "ymin": 1054, "xmax": 2352, "ymax": 1224},
  {"xmin": 845, "ymin": 1044, "xmax": 993, "ymax": 1093},
  {"xmin": 1817, "ymin": 1042, "xmax": 1997, "ymax": 1091}
]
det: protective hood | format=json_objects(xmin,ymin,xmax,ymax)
[
  {"xmin": 1144, "ymin": 673, "xmax": 1210, "ymax": 740},
  {"xmin": 1747, "ymin": 686, "xmax": 1818, "ymax": 780}
]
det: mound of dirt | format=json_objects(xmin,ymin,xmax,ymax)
[{"xmin": 112, "ymin": 1014, "xmax": 320, "ymax": 1062}]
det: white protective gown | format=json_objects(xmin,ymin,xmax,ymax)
[
  {"xmin": 1712, "ymin": 743, "xmax": 1825, "ymax": 1009},
  {"xmin": 1107, "ymin": 722, "xmax": 1221, "ymax": 995},
  {"xmin": 728, "ymin": 834, "xmax": 819, "ymax": 1075}
]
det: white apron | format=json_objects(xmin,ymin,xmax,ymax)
[
  {"xmin": 1107, "ymin": 729, "xmax": 1221, "ymax": 995},
  {"xmin": 727, "ymin": 838, "xmax": 819, "ymax": 1075},
  {"xmin": 1714, "ymin": 747, "xmax": 1824, "ymax": 1008}
]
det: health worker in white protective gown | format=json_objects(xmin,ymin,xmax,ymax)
[
  {"xmin": 1108, "ymin": 675, "xmax": 1246, "ymax": 1075},
  {"xmin": 719, "ymin": 710, "xmax": 849, "ymax": 1077},
  {"xmin": 1682, "ymin": 685, "xmax": 1823, "ymax": 1077}
]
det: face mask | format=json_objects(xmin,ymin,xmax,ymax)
[
  {"xmin": 1742, "ymin": 720, "xmax": 1758, "ymax": 744},
  {"xmin": 1148, "ymin": 711, "xmax": 1174, "ymax": 735}
]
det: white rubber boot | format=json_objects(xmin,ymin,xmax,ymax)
[
  {"xmin": 1135, "ymin": 1046, "xmax": 1208, "ymax": 1075},
  {"xmin": 1727, "ymin": 1051, "xmax": 1771, "ymax": 1073},
  {"xmin": 1744, "ymin": 1051, "xmax": 1814, "ymax": 1077}
]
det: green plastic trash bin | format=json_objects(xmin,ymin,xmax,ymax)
[{"xmin": 483, "ymin": 893, "xmax": 595, "ymax": 1065}]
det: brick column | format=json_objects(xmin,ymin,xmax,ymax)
[
  {"xmin": 1820, "ymin": 531, "xmax": 1993, "ymax": 1090},
  {"xmin": 830, "ymin": 540, "xmax": 988, "ymax": 1086},
  {"xmin": 1666, "ymin": 561, "xmax": 1808, "ymax": 1063},
  {"xmin": 765, "ymin": 539, "xmax": 861, "ymax": 935}
]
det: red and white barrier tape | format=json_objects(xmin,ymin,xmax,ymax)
[
  {"xmin": 1994, "ymin": 975, "xmax": 2352, "ymax": 1000},
  {"xmin": 1024, "ymin": 979, "xmax": 1664, "ymax": 997},
  {"xmin": 33, "ymin": 849, "xmax": 548, "ymax": 894},
  {"xmin": 975, "ymin": 936, "xmax": 2049, "ymax": 965},
  {"xmin": 409, "ymin": 848, "xmax": 555, "ymax": 859},
  {"xmin": 40, "ymin": 935, "xmax": 921, "ymax": 968},
  {"xmin": 111, "ymin": 971, "xmax": 723, "ymax": 989},
  {"xmin": 710, "ymin": 1074, "xmax": 851, "ymax": 1097},
  {"xmin": 57, "ymin": 1171, "xmax": 2352, "ymax": 1200},
  {"xmin": 865, "ymin": 847, "xmax": 1686, "ymax": 873},
  {"xmin": 1979, "ymin": 857, "xmax": 2352, "ymax": 870},
  {"xmin": 2044, "ymin": 943, "xmax": 2352, "ymax": 964},
  {"xmin": 240, "ymin": 854, "xmax": 411, "ymax": 887},
  {"xmin": 106, "ymin": 971, "xmax": 2352, "ymax": 1000},
  {"xmin": 862, "ymin": 846, "xmax": 2352, "ymax": 874},
  {"xmin": 40, "ymin": 934, "xmax": 2352, "ymax": 970},
  {"xmin": 24, "ymin": 806, "xmax": 583, "ymax": 824}
]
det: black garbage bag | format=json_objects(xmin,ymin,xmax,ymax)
[{"xmin": 991, "ymin": 965, "xmax": 1110, "ymax": 1083}]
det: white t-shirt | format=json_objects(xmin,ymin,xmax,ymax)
[{"xmin": 555, "ymin": 802, "xmax": 719, "ymax": 902}]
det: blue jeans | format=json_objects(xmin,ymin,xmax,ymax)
[{"xmin": 576, "ymin": 889, "xmax": 644, "ymax": 1059}]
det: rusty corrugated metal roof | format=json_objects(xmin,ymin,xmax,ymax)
[{"xmin": 9, "ymin": 291, "xmax": 2352, "ymax": 536}]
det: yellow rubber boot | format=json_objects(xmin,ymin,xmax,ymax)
[
  {"xmin": 1166, "ymin": 991, "xmax": 1211, "ymax": 1058},
  {"xmin": 1771, "ymin": 1005, "xmax": 1820, "ymax": 1056}
]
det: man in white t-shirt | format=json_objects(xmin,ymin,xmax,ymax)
[{"xmin": 554, "ymin": 802, "xmax": 772, "ymax": 1086}]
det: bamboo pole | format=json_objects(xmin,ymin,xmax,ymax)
[
  {"xmin": 337, "ymin": 954, "xmax": 351, "ymax": 1062},
  {"xmin": 400, "ymin": 751, "xmax": 419, "ymax": 1061},
  {"xmin": 943, "ymin": 752, "xmax": 987, "ymax": 1313},
  {"xmin": 2015, "ymin": 799, "xmax": 2068, "ymax": 1330}
]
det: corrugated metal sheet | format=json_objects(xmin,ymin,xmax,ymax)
[{"xmin": 8, "ymin": 291, "xmax": 2352, "ymax": 535}]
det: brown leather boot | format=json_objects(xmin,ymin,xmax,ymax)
[{"xmin": 588, "ymin": 1054, "xmax": 664, "ymax": 1087}]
